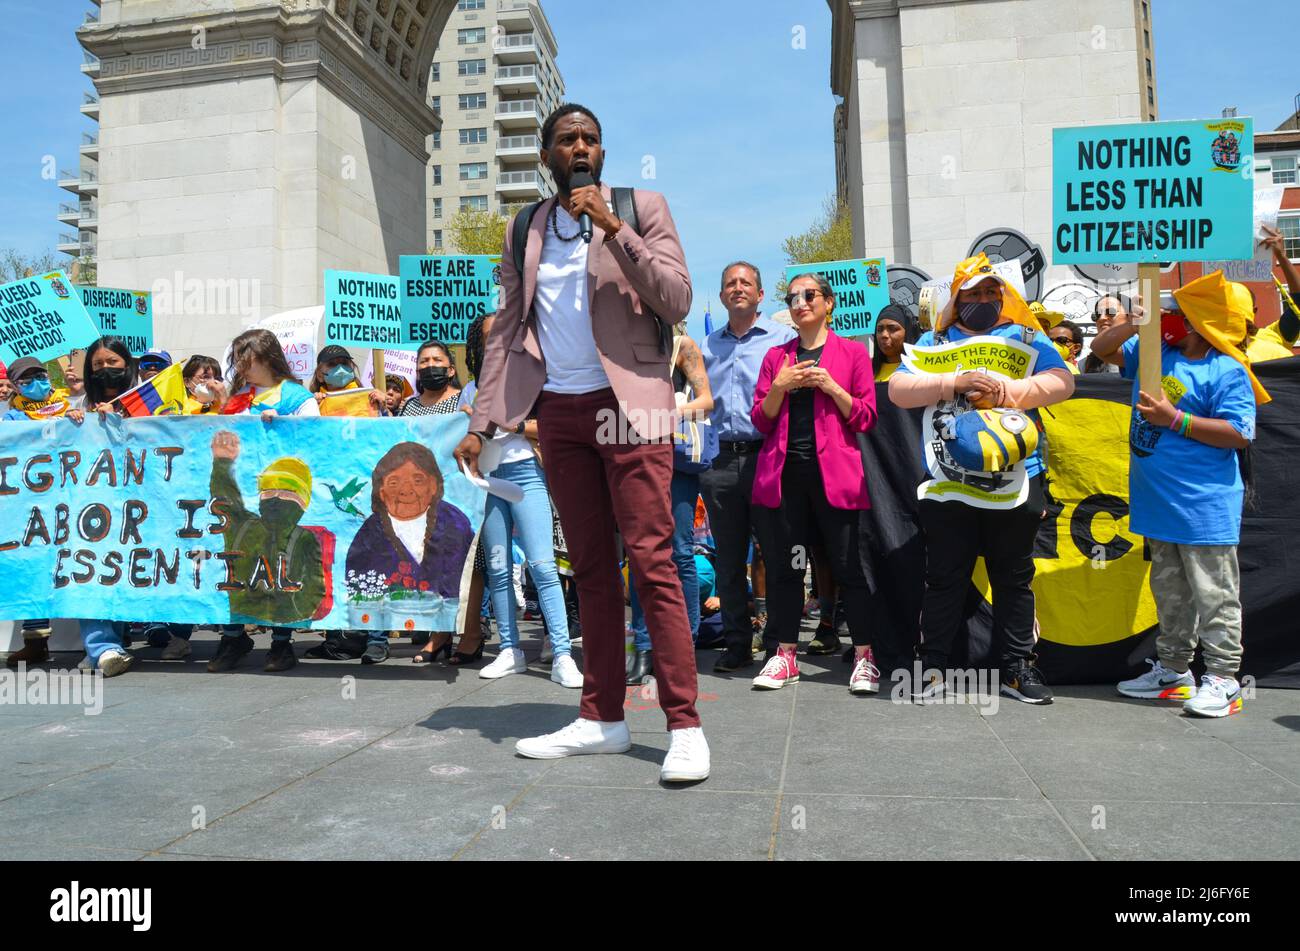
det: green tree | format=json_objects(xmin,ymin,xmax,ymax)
[
  {"xmin": 0, "ymin": 248, "xmax": 61, "ymax": 283},
  {"xmin": 444, "ymin": 204, "xmax": 523, "ymax": 256},
  {"xmin": 777, "ymin": 196, "xmax": 854, "ymax": 296}
]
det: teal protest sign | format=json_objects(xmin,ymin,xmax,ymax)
[
  {"xmin": 0, "ymin": 271, "xmax": 100, "ymax": 365},
  {"xmin": 0, "ymin": 414, "xmax": 485, "ymax": 632},
  {"xmin": 77, "ymin": 286, "xmax": 153, "ymax": 355},
  {"xmin": 784, "ymin": 258, "xmax": 889, "ymax": 336},
  {"xmin": 323, "ymin": 270, "xmax": 402, "ymax": 347},
  {"xmin": 399, "ymin": 255, "xmax": 500, "ymax": 346},
  {"xmin": 1053, "ymin": 117, "xmax": 1255, "ymax": 264}
]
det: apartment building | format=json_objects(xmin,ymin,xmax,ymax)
[
  {"xmin": 57, "ymin": 2, "xmax": 103, "ymax": 278},
  {"xmin": 426, "ymin": 0, "xmax": 564, "ymax": 251}
]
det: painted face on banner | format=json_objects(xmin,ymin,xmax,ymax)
[{"xmin": 381, "ymin": 460, "xmax": 440, "ymax": 521}]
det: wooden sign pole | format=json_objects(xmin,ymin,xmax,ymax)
[
  {"xmin": 371, "ymin": 349, "xmax": 384, "ymax": 392},
  {"xmin": 1137, "ymin": 262, "xmax": 1162, "ymax": 398}
]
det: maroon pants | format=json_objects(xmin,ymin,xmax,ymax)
[{"xmin": 536, "ymin": 388, "xmax": 700, "ymax": 730}]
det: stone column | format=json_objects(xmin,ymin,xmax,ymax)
[{"xmin": 79, "ymin": 0, "xmax": 454, "ymax": 357}]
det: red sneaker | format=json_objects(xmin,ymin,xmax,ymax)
[{"xmin": 752, "ymin": 648, "xmax": 799, "ymax": 690}]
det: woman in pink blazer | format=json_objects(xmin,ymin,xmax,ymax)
[{"xmin": 749, "ymin": 272, "xmax": 880, "ymax": 694}]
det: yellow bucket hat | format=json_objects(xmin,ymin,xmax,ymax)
[
  {"xmin": 939, "ymin": 253, "xmax": 1038, "ymax": 332},
  {"xmin": 1173, "ymin": 271, "xmax": 1271, "ymax": 405},
  {"xmin": 1028, "ymin": 301, "xmax": 1066, "ymax": 330},
  {"xmin": 257, "ymin": 457, "xmax": 313, "ymax": 509}
]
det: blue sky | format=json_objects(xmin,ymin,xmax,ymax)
[{"xmin": 3, "ymin": 0, "xmax": 1296, "ymax": 341}]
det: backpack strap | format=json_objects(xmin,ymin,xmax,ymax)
[
  {"xmin": 610, "ymin": 187, "xmax": 670, "ymax": 355},
  {"xmin": 510, "ymin": 200, "xmax": 544, "ymax": 278}
]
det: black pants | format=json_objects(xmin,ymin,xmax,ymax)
[
  {"xmin": 699, "ymin": 447, "xmax": 761, "ymax": 655},
  {"xmin": 917, "ymin": 474, "xmax": 1045, "ymax": 668},
  {"xmin": 755, "ymin": 459, "xmax": 872, "ymax": 647}
]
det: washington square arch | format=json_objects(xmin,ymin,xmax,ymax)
[{"xmin": 78, "ymin": 1, "xmax": 459, "ymax": 356}]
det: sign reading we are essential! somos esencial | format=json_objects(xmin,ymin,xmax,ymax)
[
  {"xmin": 0, "ymin": 272, "xmax": 100, "ymax": 366},
  {"xmin": 77, "ymin": 285, "xmax": 153, "ymax": 355},
  {"xmin": 784, "ymin": 258, "xmax": 890, "ymax": 336},
  {"xmin": 399, "ymin": 255, "xmax": 499, "ymax": 347},
  {"xmin": 1053, "ymin": 117, "xmax": 1255, "ymax": 264}
]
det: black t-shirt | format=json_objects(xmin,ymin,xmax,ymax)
[{"xmin": 785, "ymin": 344, "xmax": 824, "ymax": 463}]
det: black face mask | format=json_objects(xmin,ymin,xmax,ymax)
[
  {"xmin": 259, "ymin": 498, "xmax": 305, "ymax": 530},
  {"xmin": 91, "ymin": 367, "xmax": 132, "ymax": 394},
  {"xmin": 958, "ymin": 300, "xmax": 1002, "ymax": 332},
  {"xmin": 418, "ymin": 367, "xmax": 452, "ymax": 393}
]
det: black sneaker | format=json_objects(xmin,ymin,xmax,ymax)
[
  {"xmin": 805, "ymin": 624, "xmax": 842, "ymax": 656},
  {"xmin": 264, "ymin": 639, "xmax": 298, "ymax": 672},
  {"xmin": 304, "ymin": 632, "xmax": 367, "ymax": 660},
  {"xmin": 207, "ymin": 633, "xmax": 254, "ymax": 673},
  {"xmin": 1001, "ymin": 660, "xmax": 1053, "ymax": 705},
  {"xmin": 361, "ymin": 641, "xmax": 389, "ymax": 665},
  {"xmin": 713, "ymin": 647, "xmax": 753, "ymax": 673}
]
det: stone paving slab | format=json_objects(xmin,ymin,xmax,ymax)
[{"xmin": 1, "ymin": 626, "xmax": 1297, "ymax": 860}]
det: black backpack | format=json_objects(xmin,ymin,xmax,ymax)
[{"xmin": 510, "ymin": 187, "xmax": 670, "ymax": 355}]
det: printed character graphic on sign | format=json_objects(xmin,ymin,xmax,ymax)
[
  {"xmin": 210, "ymin": 431, "xmax": 333, "ymax": 624},
  {"xmin": 1211, "ymin": 130, "xmax": 1240, "ymax": 171},
  {"xmin": 865, "ymin": 263, "xmax": 881, "ymax": 286},
  {"xmin": 926, "ymin": 388, "xmax": 1018, "ymax": 494},
  {"xmin": 48, "ymin": 277, "xmax": 70, "ymax": 299},
  {"xmin": 344, "ymin": 442, "xmax": 474, "ymax": 629}
]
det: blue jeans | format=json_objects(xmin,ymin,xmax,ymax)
[
  {"xmin": 79, "ymin": 619, "xmax": 129, "ymax": 667},
  {"xmin": 482, "ymin": 456, "xmax": 570, "ymax": 654},
  {"xmin": 629, "ymin": 471, "xmax": 700, "ymax": 651}
]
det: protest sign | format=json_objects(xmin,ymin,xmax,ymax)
[
  {"xmin": 318, "ymin": 387, "xmax": 375, "ymax": 417},
  {"xmin": 899, "ymin": 335, "xmax": 1040, "ymax": 510},
  {"xmin": 399, "ymin": 255, "xmax": 500, "ymax": 346},
  {"xmin": 1052, "ymin": 117, "xmax": 1255, "ymax": 264},
  {"xmin": 783, "ymin": 258, "xmax": 889, "ymax": 336},
  {"xmin": 1200, "ymin": 186, "xmax": 1286, "ymax": 282},
  {"xmin": 229, "ymin": 306, "xmax": 323, "ymax": 381},
  {"xmin": 0, "ymin": 271, "xmax": 100, "ymax": 366},
  {"xmin": 360, "ymin": 349, "xmax": 418, "ymax": 393},
  {"xmin": 323, "ymin": 270, "xmax": 402, "ymax": 348},
  {"xmin": 77, "ymin": 286, "xmax": 153, "ymax": 355},
  {"xmin": 0, "ymin": 414, "xmax": 484, "ymax": 632}
]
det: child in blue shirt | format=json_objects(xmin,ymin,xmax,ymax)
[{"xmin": 1090, "ymin": 271, "xmax": 1269, "ymax": 718}]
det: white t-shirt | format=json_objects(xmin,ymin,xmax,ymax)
[
  {"xmin": 460, "ymin": 380, "xmax": 534, "ymax": 466},
  {"xmin": 534, "ymin": 204, "xmax": 610, "ymax": 395},
  {"xmin": 389, "ymin": 512, "xmax": 428, "ymax": 564}
]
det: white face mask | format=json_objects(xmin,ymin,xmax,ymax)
[{"xmin": 192, "ymin": 382, "xmax": 215, "ymax": 404}]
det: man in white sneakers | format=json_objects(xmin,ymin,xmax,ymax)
[{"xmin": 455, "ymin": 104, "xmax": 709, "ymax": 783}]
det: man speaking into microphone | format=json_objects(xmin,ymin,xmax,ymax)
[{"xmin": 454, "ymin": 104, "xmax": 709, "ymax": 783}]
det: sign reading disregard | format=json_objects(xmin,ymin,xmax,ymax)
[
  {"xmin": 1052, "ymin": 117, "xmax": 1255, "ymax": 264},
  {"xmin": 399, "ymin": 255, "xmax": 499, "ymax": 346},
  {"xmin": 784, "ymin": 258, "xmax": 889, "ymax": 336},
  {"xmin": 324, "ymin": 270, "xmax": 401, "ymax": 347},
  {"xmin": 0, "ymin": 271, "xmax": 100, "ymax": 365},
  {"xmin": 77, "ymin": 286, "xmax": 153, "ymax": 355},
  {"xmin": 0, "ymin": 414, "xmax": 485, "ymax": 632}
]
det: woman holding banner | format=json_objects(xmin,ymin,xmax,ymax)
[
  {"xmin": 399, "ymin": 340, "xmax": 462, "ymax": 417},
  {"xmin": 748, "ymin": 272, "xmax": 881, "ymax": 695},
  {"xmin": 221, "ymin": 329, "xmax": 319, "ymax": 419},
  {"xmin": 309, "ymin": 345, "xmax": 386, "ymax": 417},
  {"xmin": 84, "ymin": 336, "xmax": 139, "ymax": 415}
]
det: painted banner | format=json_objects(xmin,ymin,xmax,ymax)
[
  {"xmin": 858, "ymin": 361, "xmax": 1300, "ymax": 688},
  {"xmin": 0, "ymin": 271, "xmax": 100, "ymax": 366},
  {"xmin": 1052, "ymin": 117, "xmax": 1255, "ymax": 264},
  {"xmin": 899, "ymin": 335, "xmax": 1040, "ymax": 510},
  {"xmin": 399, "ymin": 255, "xmax": 500, "ymax": 346},
  {"xmin": 0, "ymin": 414, "xmax": 484, "ymax": 632},
  {"xmin": 784, "ymin": 258, "xmax": 889, "ymax": 336},
  {"xmin": 323, "ymin": 270, "xmax": 402, "ymax": 348},
  {"xmin": 77, "ymin": 286, "xmax": 153, "ymax": 355}
]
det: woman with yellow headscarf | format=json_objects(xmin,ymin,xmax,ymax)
[
  {"xmin": 1091, "ymin": 270, "xmax": 1263, "ymax": 719},
  {"xmin": 888, "ymin": 254, "xmax": 1075, "ymax": 706}
]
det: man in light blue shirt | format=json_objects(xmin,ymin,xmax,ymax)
[{"xmin": 699, "ymin": 262, "xmax": 796, "ymax": 673}]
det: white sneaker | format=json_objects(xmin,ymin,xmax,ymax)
[
  {"xmin": 539, "ymin": 637, "xmax": 554, "ymax": 665},
  {"xmin": 1117, "ymin": 658, "xmax": 1196, "ymax": 700},
  {"xmin": 550, "ymin": 652, "xmax": 583, "ymax": 688},
  {"xmin": 1183, "ymin": 674, "xmax": 1243, "ymax": 718},
  {"xmin": 97, "ymin": 649, "xmax": 134, "ymax": 678},
  {"xmin": 515, "ymin": 718, "xmax": 631, "ymax": 759},
  {"xmin": 479, "ymin": 646, "xmax": 527, "ymax": 680},
  {"xmin": 660, "ymin": 726, "xmax": 710, "ymax": 782},
  {"xmin": 160, "ymin": 634, "xmax": 192, "ymax": 660},
  {"xmin": 848, "ymin": 654, "xmax": 881, "ymax": 695}
]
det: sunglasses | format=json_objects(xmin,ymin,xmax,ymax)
[{"xmin": 784, "ymin": 289, "xmax": 824, "ymax": 308}]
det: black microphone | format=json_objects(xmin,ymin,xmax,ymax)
[{"xmin": 570, "ymin": 171, "xmax": 595, "ymax": 243}]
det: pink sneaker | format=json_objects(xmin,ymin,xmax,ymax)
[
  {"xmin": 849, "ymin": 648, "xmax": 880, "ymax": 695},
  {"xmin": 752, "ymin": 648, "xmax": 799, "ymax": 690}
]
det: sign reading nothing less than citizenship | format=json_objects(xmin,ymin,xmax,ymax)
[
  {"xmin": 398, "ymin": 255, "xmax": 499, "ymax": 347},
  {"xmin": 784, "ymin": 258, "xmax": 889, "ymax": 336},
  {"xmin": 0, "ymin": 271, "xmax": 101, "ymax": 365},
  {"xmin": 324, "ymin": 270, "xmax": 401, "ymax": 347},
  {"xmin": 1052, "ymin": 117, "xmax": 1254, "ymax": 264},
  {"xmin": 76, "ymin": 286, "xmax": 153, "ymax": 355}
]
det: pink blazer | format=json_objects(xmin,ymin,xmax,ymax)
[
  {"xmin": 469, "ymin": 184, "xmax": 692, "ymax": 442},
  {"xmin": 750, "ymin": 331, "xmax": 876, "ymax": 510}
]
